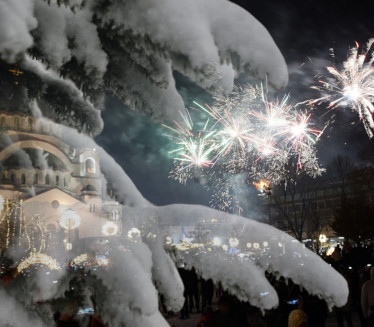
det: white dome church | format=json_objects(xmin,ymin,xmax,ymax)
[{"xmin": 0, "ymin": 111, "xmax": 122, "ymax": 258}]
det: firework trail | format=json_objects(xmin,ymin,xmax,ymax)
[{"xmin": 310, "ymin": 39, "xmax": 374, "ymax": 139}]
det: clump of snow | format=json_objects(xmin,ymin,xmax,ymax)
[
  {"xmin": 0, "ymin": 0, "xmax": 288, "ymax": 131},
  {"xmin": 22, "ymin": 55, "xmax": 104, "ymax": 135},
  {"xmin": 62, "ymin": 122, "xmax": 349, "ymax": 313},
  {"xmin": 0, "ymin": 0, "xmax": 37, "ymax": 62},
  {"xmin": 126, "ymin": 204, "xmax": 348, "ymax": 311}
]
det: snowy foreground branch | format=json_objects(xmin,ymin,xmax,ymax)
[
  {"xmin": 77, "ymin": 127, "xmax": 348, "ymax": 322},
  {"xmin": 0, "ymin": 122, "xmax": 348, "ymax": 327},
  {"xmin": 0, "ymin": 0, "xmax": 288, "ymax": 133}
]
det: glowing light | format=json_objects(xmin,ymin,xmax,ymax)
[
  {"xmin": 65, "ymin": 242, "xmax": 73, "ymax": 251},
  {"xmin": 60, "ymin": 209, "xmax": 80, "ymax": 230},
  {"xmin": 253, "ymin": 242, "xmax": 260, "ymax": 249},
  {"xmin": 263, "ymin": 241, "xmax": 269, "ymax": 247},
  {"xmin": 246, "ymin": 242, "xmax": 252, "ymax": 248},
  {"xmin": 173, "ymin": 241, "xmax": 205, "ymax": 251},
  {"xmin": 212, "ymin": 237, "xmax": 221, "ymax": 246},
  {"xmin": 127, "ymin": 227, "xmax": 141, "ymax": 239},
  {"xmin": 102, "ymin": 221, "xmax": 119, "ymax": 236},
  {"xmin": 229, "ymin": 237, "xmax": 239, "ymax": 248},
  {"xmin": 17, "ymin": 252, "xmax": 61, "ymax": 272},
  {"xmin": 96, "ymin": 256, "xmax": 109, "ymax": 266},
  {"xmin": 165, "ymin": 236, "xmax": 173, "ymax": 245},
  {"xmin": 326, "ymin": 246, "xmax": 335, "ymax": 256},
  {"xmin": 319, "ymin": 234, "xmax": 327, "ymax": 243},
  {"xmin": 254, "ymin": 180, "xmax": 270, "ymax": 193},
  {"xmin": 71, "ymin": 253, "xmax": 89, "ymax": 266}
]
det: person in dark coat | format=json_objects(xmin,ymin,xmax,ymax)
[
  {"xmin": 178, "ymin": 268, "xmax": 190, "ymax": 319},
  {"xmin": 201, "ymin": 278, "xmax": 214, "ymax": 313}
]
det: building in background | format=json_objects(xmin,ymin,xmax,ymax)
[{"xmin": 0, "ymin": 111, "xmax": 122, "ymax": 259}]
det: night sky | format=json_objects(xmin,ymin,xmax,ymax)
[{"xmin": 95, "ymin": 0, "xmax": 374, "ymax": 208}]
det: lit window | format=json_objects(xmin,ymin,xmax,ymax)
[
  {"xmin": 112, "ymin": 209, "xmax": 119, "ymax": 220},
  {"xmin": 85, "ymin": 158, "xmax": 95, "ymax": 174}
]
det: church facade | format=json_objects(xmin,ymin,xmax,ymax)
[{"xmin": 0, "ymin": 111, "xmax": 122, "ymax": 257}]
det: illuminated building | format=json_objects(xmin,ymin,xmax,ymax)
[{"xmin": 0, "ymin": 111, "xmax": 122, "ymax": 255}]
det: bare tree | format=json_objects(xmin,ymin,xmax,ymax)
[
  {"xmin": 326, "ymin": 155, "xmax": 355, "ymax": 199},
  {"xmin": 270, "ymin": 170, "xmax": 321, "ymax": 242}
]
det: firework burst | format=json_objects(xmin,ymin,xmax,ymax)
[
  {"xmin": 165, "ymin": 84, "xmax": 324, "ymax": 212},
  {"xmin": 277, "ymin": 113, "xmax": 321, "ymax": 154},
  {"xmin": 311, "ymin": 39, "xmax": 374, "ymax": 139},
  {"xmin": 193, "ymin": 101, "xmax": 251, "ymax": 157}
]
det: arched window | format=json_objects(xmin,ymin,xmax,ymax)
[
  {"xmin": 112, "ymin": 209, "xmax": 119, "ymax": 220},
  {"xmin": 14, "ymin": 117, "xmax": 19, "ymax": 129},
  {"xmin": 10, "ymin": 174, "xmax": 15, "ymax": 184},
  {"xmin": 56, "ymin": 175, "xmax": 59, "ymax": 186},
  {"xmin": 33, "ymin": 173, "xmax": 38, "ymax": 185},
  {"xmin": 45, "ymin": 174, "xmax": 50, "ymax": 185},
  {"xmin": 85, "ymin": 158, "xmax": 96, "ymax": 174},
  {"xmin": 21, "ymin": 174, "xmax": 26, "ymax": 184},
  {"xmin": 0, "ymin": 117, "xmax": 5, "ymax": 128}
]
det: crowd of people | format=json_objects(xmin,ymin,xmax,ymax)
[
  {"xmin": 169, "ymin": 241, "xmax": 374, "ymax": 327},
  {"xmin": 1, "ymin": 241, "xmax": 374, "ymax": 327}
]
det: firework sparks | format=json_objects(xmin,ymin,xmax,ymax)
[
  {"xmin": 251, "ymin": 88, "xmax": 292, "ymax": 131},
  {"xmin": 279, "ymin": 113, "xmax": 321, "ymax": 152},
  {"xmin": 253, "ymin": 136, "xmax": 278, "ymax": 159},
  {"xmin": 194, "ymin": 101, "xmax": 251, "ymax": 156},
  {"xmin": 176, "ymin": 137, "xmax": 216, "ymax": 168},
  {"xmin": 165, "ymin": 84, "xmax": 324, "ymax": 212},
  {"xmin": 311, "ymin": 39, "xmax": 374, "ymax": 139},
  {"xmin": 163, "ymin": 109, "xmax": 217, "ymax": 169}
]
